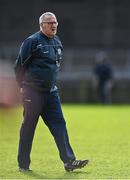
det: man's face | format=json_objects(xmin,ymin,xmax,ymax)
[{"xmin": 41, "ymin": 15, "xmax": 58, "ymax": 38}]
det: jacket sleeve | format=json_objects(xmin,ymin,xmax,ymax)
[{"xmin": 14, "ymin": 38, "xmax": 33, "ymax": 87}]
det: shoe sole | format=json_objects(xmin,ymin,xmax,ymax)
[{"xmin": 19, "ymin": 169, "xmax": 32, "ymax": 173}]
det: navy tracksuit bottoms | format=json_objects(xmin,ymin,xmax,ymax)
[{"xmin": 18, "ymin": 85, "xmax": 75, "ymax": 169}]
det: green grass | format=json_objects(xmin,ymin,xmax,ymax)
[{"xmin": 0, "ymin": 104, "xmax": 130, "ymax": 179}]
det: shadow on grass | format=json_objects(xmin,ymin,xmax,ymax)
[
  {"xmin": 21, "ymin": 170, "xmax": 91, "ymax": 179},
  {"xmin": 22, "ymin": 171, "xmax": 50, "ymax": 179},
  {"xmin": 60, "ymin": 171, "xmax": 91, "ymax": 179}
]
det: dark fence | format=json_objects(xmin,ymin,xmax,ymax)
[{"xmin": 0, "ymin": 0, "xmax": 130, "ymax": 105}]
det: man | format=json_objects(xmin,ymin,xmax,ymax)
[
  {"xmin": 93, "ymin": 51, "xmax": 113, "ymax": 104},
  {"xmin": 14, "ymin": 12, "xmax": 89, "ymax": 172}
]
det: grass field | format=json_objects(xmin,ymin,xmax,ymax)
[{"xmin": 0, "ymin": 104, "xmax": 130, "ymax": 179}]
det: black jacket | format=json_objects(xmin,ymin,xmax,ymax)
[
  {"xmin": 14, "ymin": 31, "xmax": 63, "ymax": 92},
  {"xmin": 94, "ymin": 63, "xmax": 113, "ymax": 86}
]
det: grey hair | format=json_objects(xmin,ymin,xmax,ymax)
[{"xmin": 39, "ymin": 12, "xmax": 56, "ymax": 24}]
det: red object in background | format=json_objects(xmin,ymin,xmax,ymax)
[{"xmin": 0, "ymin": 76, "xmax": 20, "ymax": 107}]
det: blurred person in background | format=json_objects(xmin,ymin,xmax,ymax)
[
  {"xmin": 93, "ymin": 51, "xmax": 113, "ymax": 104},
  {"xmin": 14, "ymin": 12, "xmax": 89, "ymax": 172}
]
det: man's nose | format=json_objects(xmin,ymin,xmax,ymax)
[{"xmin": 52, "ymin": 23, "xmax": 57, "ymax": 27}]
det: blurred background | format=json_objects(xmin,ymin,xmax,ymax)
[{"xmin": 0, "ymin": 0, "xmax": 130, "ymax": 106}]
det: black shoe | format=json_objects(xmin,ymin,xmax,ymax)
[
  {"xmin": 64, "ymin": 159, "xmax": 89, "ymax": 172},
  {"xmin": 19, "ymin": 167, "xmax": 32, "ymax": 173}
]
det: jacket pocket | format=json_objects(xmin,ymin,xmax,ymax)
[{"xmin": 39, "ymin": 45, "xmax": 50, "ymax": 58}]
